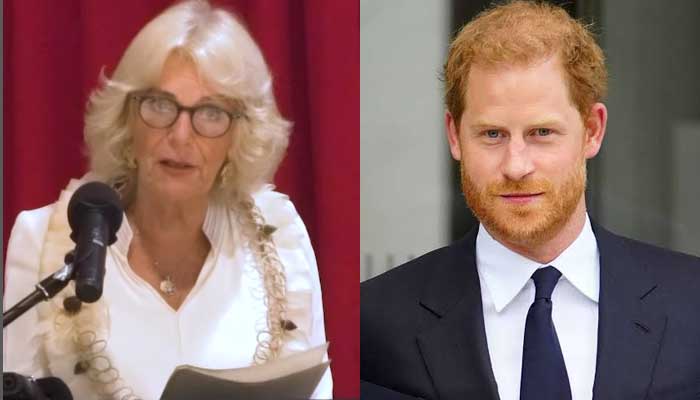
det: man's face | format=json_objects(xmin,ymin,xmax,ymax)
[{"xmin": 446, "ymin": 55, "xmax": 605, "ymax": 247}]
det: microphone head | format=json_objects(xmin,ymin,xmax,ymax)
[
  {"xmin": 3, "ymin": 373, "xmax": 73, "ymax": 400},
  {"xmin": 67, "ymin": 182, "xmax": 123, "ymax": 245},
  {"xmin": 37, "ymin": 377, "xmax": 74, "ymax": 400}
]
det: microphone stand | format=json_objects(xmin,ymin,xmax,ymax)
[
  {"xmin": 3, "ymin": 252, "xmax": 75, "ymax": 328},
  {"xmin": 4, "ymin": 252, "xmax": 77, "ymax": 399}
]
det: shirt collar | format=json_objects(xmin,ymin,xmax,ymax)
[
  {"xmin": 114, "ymin": 200, "xmax": 227, "ymax": 255},
  {"xmin": 476, "ymin": 214, "xmax": 600, "ymax": 312}
]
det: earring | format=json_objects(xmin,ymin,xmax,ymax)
[
  {"xmin": 220, "ymin": 161, "xmax": 232, "ymax": 186},
  {"xmin": 123, "ymin": 148, "xmax": 137, "ymax": 169}
]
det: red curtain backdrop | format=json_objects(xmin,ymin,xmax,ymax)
[{"xmin": 3, "ymin": 0, "xmax": 359, "ymax": 397}]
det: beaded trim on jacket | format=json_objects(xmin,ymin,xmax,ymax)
[{"xmin": 37, "ymin": 177, "xmax": 136, "ymax": 399}]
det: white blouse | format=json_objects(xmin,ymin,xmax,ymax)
[{"xmin": 3, "ymin": 178, "xmax": 333, "ymax": 399}]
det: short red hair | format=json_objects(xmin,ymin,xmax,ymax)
[{"xmin": 444, "ymin": 0, "xmax": 607, "ymax": 124}]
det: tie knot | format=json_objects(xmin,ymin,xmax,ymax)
[{"xmin": 531, "ymin": 266, "xmax": 562, "ymax": 300}]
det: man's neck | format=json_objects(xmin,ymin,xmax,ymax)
[{"xmin": 487, "ymin": 201, "xmax": 588, "ymax": 264}]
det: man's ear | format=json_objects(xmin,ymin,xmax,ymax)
[
  {"xmin": 446, "ymin": 111, "xmax": 462, "ymax": 161},
  {"xmin": 583, "ymin": 102, "xmax": 607, "ymax": 159}
]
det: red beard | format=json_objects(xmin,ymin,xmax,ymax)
[{"xmin": 461, "ymin": 159, "xmax": 586, "ymax": 247}]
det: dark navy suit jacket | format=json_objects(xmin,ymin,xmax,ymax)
[{"xmin": 361, "ymin": 223, "xmax": 700, "ymax": 400}]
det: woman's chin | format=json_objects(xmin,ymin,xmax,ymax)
[{"xmin": 141, "ymin": 179, "xmax": 212, "ymax": 204}]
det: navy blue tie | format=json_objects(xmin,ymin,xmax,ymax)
[{"xmin": 520, "ymin": 266, "xmax": 572, "ymax": 400}]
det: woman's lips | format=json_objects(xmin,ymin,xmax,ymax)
[
  {"xmin": 499, "ymin": 192, "xmax": 544, "ymax": 204},
  {"xmin": 160, "ymin": 159, "xmax": 195, "ymax": 170}
]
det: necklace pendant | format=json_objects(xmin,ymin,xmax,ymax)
[{"xmin": 160, "ymin": 276, "xmax": 176, "ymax": 296}]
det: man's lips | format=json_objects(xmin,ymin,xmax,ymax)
[
  {"xmin": 500, "ymin": 192, "xmax": 544, "ymax": 197},
  {"xmin": 498, "ymin": 192, "xmax": 544, "ymax": 204}
]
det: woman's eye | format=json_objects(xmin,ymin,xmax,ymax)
[
  {"xmin": 148, "ymin": 97, "xmax": 175, "ymax": 113},
  {"xmin": 534, "ymin": 128, "xmax": 552, "ymax": 136},
  {"xmin": 199, "ymin": 106, "xmax": 225, "ymax": 121}
]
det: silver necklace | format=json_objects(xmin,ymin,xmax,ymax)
[
  {"xmin": 154, "ymin": 261, "xmax": 176, "ymax": 296},
  {"xmin": 131, "ymin": 223, "xmax": 177, "ymax": 297}
]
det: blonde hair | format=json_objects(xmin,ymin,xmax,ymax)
[
  {"xmin": 444, "ymin": 0, "xmax": 608, "ymax": 124},
  {"xmin": 84, "ymin": 0, "xmax": 290, "ymax": 204},
  {"xmin": 83, "ymin": 0, "xmax": 291, "ymax": 364}
]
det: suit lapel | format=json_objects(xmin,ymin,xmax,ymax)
[
  {"xmin": 592, "ymin": 224, "xmax": 667, "ymax": 400},
  {"xmin": 416, "ymin": 230, "xmax": 500, "ymax": 400}
]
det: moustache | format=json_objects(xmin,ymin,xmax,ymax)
[{"xmin": 484, "ymin": 179, "xmax": 553, "ymax": 196}]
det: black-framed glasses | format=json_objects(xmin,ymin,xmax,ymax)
[{"xmin": 130, "ymin": 91, "xmax": 244, "ymax": 138}]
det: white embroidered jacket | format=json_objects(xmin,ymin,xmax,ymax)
[{"xmin": 3, "ymin": 178, "xmax": 333, "ymax": 399}]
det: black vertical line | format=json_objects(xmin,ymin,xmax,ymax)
[
  {"xmin": 577, "ymin": 0, "xmax": 604, "ymax": 221},
  {"xmin": 447, "ymin": 1, "xmax": 490, "ymax": 242}
]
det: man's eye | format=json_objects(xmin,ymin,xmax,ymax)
[
  {"xmin": 485, "ymin": 130, "xmax": 501, "ymax": 139},
  {"xmin": 534, "ymin": 128, "xmax": 552, "ymax": 136}
]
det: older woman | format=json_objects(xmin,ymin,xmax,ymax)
[{"xmin": 3, "ymin": 1, "xmax": 332, "ymax": 399}]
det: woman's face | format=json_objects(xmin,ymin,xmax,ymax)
[{"xmin": 130, "ymin": 53, "xmax": 233, "ymax": 204}]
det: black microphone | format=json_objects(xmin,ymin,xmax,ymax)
[
  {"xmin": 67, "ymin": 182, "xmax": 123, "ymax": 303},
  {"xmin": 3, "ymin": 372, "xmax": 73, "ymax": 400},
  {"xmin": 34, "ymin": 377, "xmax": 73, "ymax": 400}
]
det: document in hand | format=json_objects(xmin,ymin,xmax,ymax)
[{"xmin": 160, "ymin": 343, "xmax": 330, "ymax": 400}]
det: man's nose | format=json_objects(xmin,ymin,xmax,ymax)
[{"xmin": 501, "ymin": 136, "xmax": 535, "ymax": 181}]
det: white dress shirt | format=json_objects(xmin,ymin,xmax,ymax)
[
  {"xmin": 3, "ymin": 181, "xmax": 332, "ymax": 400},
  {"xmin": 476, "ymin": 215, "xmax": 599, "ymax": 400}
]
